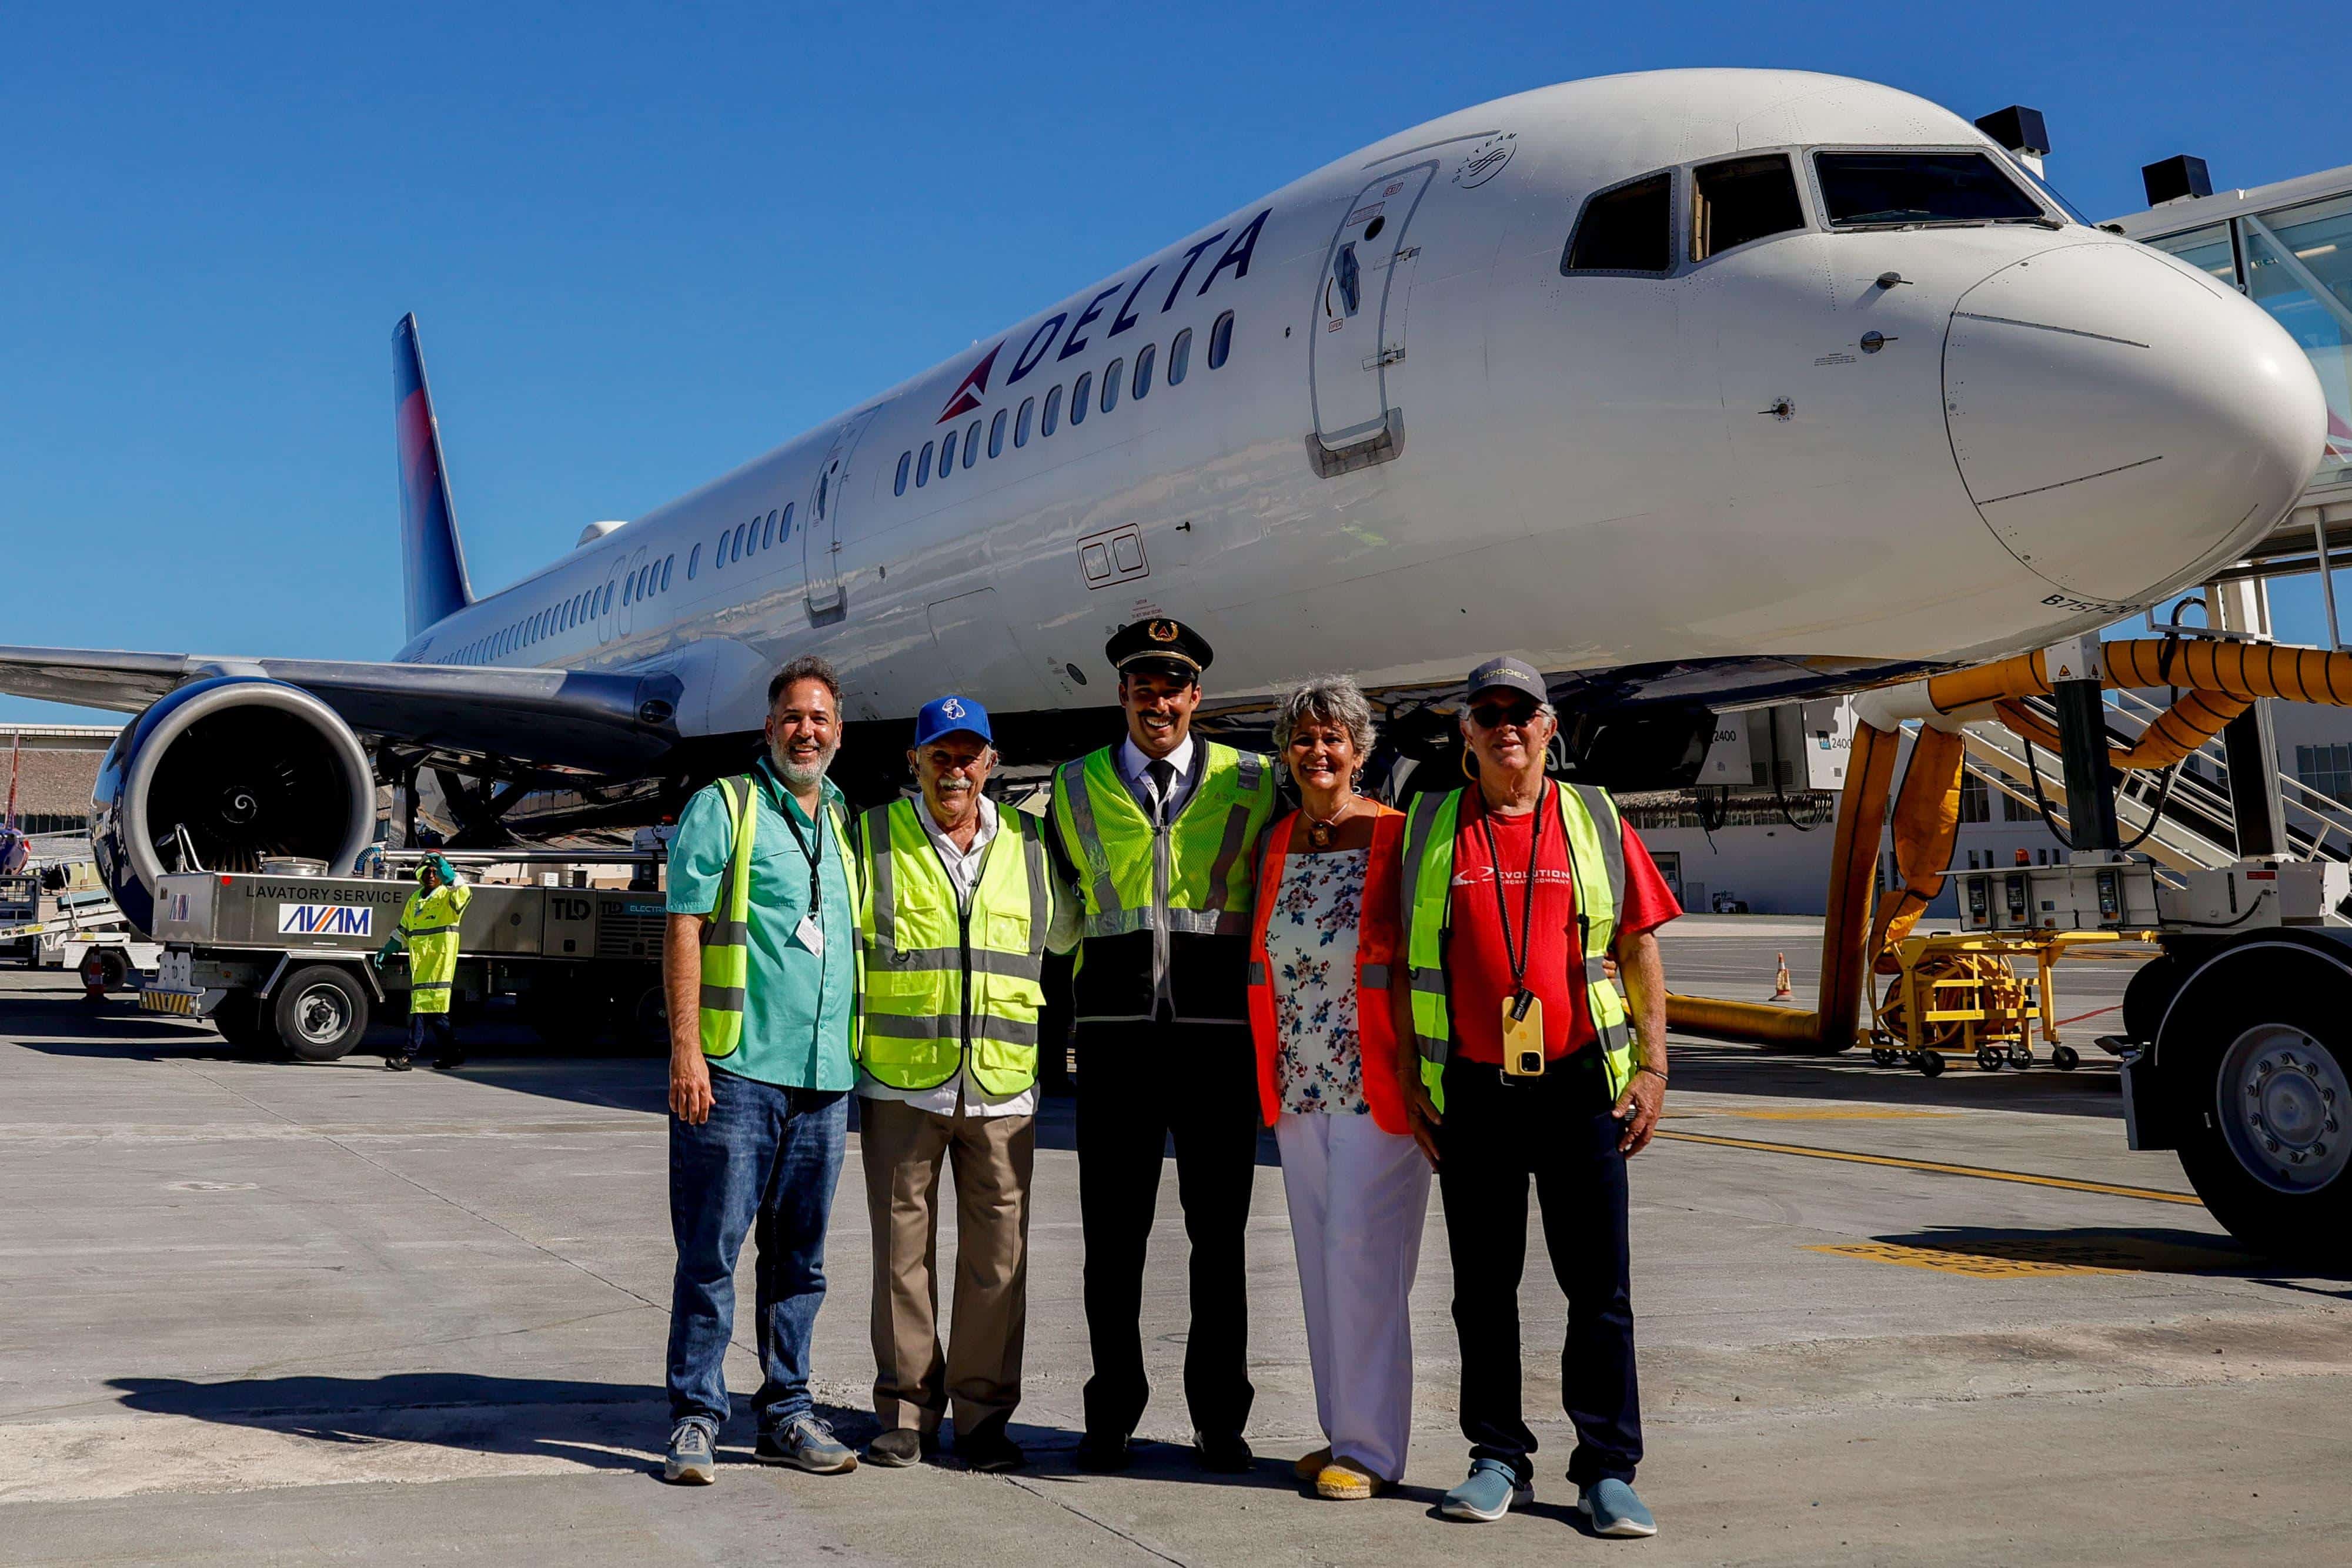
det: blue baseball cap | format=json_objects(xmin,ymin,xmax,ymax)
[{"xmin": 913, "ymin": 694, "xmax": 992, "ymax": 748}]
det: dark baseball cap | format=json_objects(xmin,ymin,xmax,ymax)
[{"xmin": 1465, "ymin": 656, "xmax": 1546, "ymax": 704}]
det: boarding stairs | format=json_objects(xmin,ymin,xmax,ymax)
[{"xmin": 1958, "ymin": 688, "xmax": 2352, "ymax": 876}]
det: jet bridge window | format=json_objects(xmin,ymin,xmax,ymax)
[
  {"xmin": 1813, "ymin": 152, "xmax": 2043, "ymax": 228},
  {"xmin": 1690, "ymin": 155, "xmax": 1805, "ymax": 260},
  {"xmin": 1563, "ymin": 172, "xmax": 1672, "ymax": 273}
]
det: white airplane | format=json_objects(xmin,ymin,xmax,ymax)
[{"xmin": 0, "ymin": 68, "xmax": 2325, "ymax": 933}]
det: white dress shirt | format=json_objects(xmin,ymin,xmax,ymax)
[
  {"xmin": 857, "ymin": 792, "xmax": 1076, "ymax": 1118},
  {"xmin": 1118, "ymin": 734, "xmax": 1196, "ymax": 810}
]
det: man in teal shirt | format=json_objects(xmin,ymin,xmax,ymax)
[{"xmin": 659, "ymin": 656, "xmax": 861, "ymax": 1485}]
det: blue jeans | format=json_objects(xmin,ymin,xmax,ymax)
[{"xmin": 666, "ymin": 1066, "xmax": 848, "ymax": 1434}]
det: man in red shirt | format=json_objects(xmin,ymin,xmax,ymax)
[{"xmin": 1394, "ymin": 656, "xmax": 1678, "ymax": 1539}]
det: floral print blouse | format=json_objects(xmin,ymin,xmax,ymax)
[{"xmin": 1267, "ymin": 845, "xmax": 1370, "ymax": 1115}]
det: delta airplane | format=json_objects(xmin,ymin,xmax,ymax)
[{"xmin": 0, "ymin": 69, "xmax": 2325, "ymax": 934}]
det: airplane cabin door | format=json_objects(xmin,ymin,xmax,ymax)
[
  {"xmin": 803, "ymin": 407, "xmax": 881, "ymax": 624},
  {"xmin": 1311, "ymin": 161, "xmax": 1436, "ymax": 456}
]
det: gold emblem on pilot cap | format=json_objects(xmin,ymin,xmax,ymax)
[{"xmin": 1147, "ymin": 620, "xmax": 1180, "ymax": 643}]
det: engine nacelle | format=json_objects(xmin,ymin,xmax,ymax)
[{"xmin": 93, "ymin": 677, "xmax": 376, "ymax": 934}]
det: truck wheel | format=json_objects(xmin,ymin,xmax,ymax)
[
  {"xmin": 213, "ymin": 991, "xmax": 278, "ymax": 1057},
  {"xmin": 2171, "ymin": 994, "xmax": 2351, "ymax": 1266},
  {"xmin": 273, "ymin": 965, "xmax": 372, "ymax": 1062}
]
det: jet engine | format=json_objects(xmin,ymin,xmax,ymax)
[{"xmin": 93, "ymin": 677, "xmax": 376, "ymax": 934}]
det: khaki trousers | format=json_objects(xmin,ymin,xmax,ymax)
[{"xmin": 858, "ymin": 1094, "xmax": 1034, "ymax": 1435}]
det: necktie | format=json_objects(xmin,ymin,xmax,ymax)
[{"xmin": 1147, "ymin": 758, "xmax": 1177, "ymax": 820}]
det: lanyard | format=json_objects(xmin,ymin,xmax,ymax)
[
  {"xmin": 1476, "ymin": 782, "xmax": 1549, "ymax": 1004},
  {"xmin": 760, "ymin": 768, "xmax": 826, "ymax": 912}
]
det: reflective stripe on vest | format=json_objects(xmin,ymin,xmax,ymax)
[
  {"xmin": 1402, "ymin": 783, "xmax": 1633, "ymax": 1111},
  {"xmin": 858, "ymin": 797, "xmax": 1050, "ymax": 1095},
  {"xmin": 400, "ymin": 881, "xmax": 471, "ymax": 1016},
  {"xmin": 1048, "ymin": 743, "xmax": 1275, "ymax": 939},
  {"xmin": 695, "ymin": 774, "xmax": 862, "ymax": 1061}
]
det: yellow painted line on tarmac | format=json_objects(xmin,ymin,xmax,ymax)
[
  {"xmin": 1696, "ymin": 1107, "xmax": 1961, "ymax": 1121},
  {"xmin": 1808, "ymin": 1236, "xmax": 2244, "ymax": 1278},
  {"xmin": 1655, "ymin": 1129, "xmax": 2204, "ymax": 1206}
]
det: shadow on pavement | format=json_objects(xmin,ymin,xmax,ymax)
[
  {"xmin": 1843, "ymin": 1225, "xmax": 2350, "ymax": 1281},
  {"xmin": 1667, "ymin": 1041, "xmax": 2126, "ymax": 1121}
]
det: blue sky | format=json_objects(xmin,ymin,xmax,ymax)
[{"xmin": 4, "ymin": 2, "xmax": 2346, "ymax": 725}]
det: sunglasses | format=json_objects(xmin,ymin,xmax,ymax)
[{"xmin": 1470, "ymin": 699, "xmax": 1542, "ymax": 730}]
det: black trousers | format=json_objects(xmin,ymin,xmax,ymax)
[
  {"xmin": 405, "ymin": 1012, "xmax": 454, "ymax": 1059},
  {"xmin": 1436, "ymin": 1047, "xmax": 1642, "ymax": 1487},
  {"xmin": 1075, "ymin": 1021, "xmax": 1259, "ymax": 1439}
]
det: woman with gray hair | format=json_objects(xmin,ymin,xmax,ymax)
[{"xmin": 1243, "ymin": 676, "xmax": 1428, "ymax": 1500}]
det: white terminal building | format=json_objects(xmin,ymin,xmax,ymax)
[{"xmin": 1635, "ymin": 133, "xmax": 2352, "ymax": 916}]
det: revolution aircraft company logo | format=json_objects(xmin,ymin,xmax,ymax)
[
  {"xmin": 277, "ymin": 903, "xmax": 373, "ymax": 938},
  {"xmin": 937, "ymin": 342, "xmax": 1004, "ymax": 423}
]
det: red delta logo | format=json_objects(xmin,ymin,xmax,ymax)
[{"xmin": 937, "ymin": 342, "xmax": 1004, "ymax": 423}]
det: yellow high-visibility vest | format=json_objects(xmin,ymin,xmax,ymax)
[
  {"xmin": 398, "ymin": 880, "xmax": 472, "ymax": 1017},
  {"xmin": 696, "ymin": 773, "xmax": 862, "ymax": 1061},
  {"xmin": 1048, "ymin": 741, "xmax": 1274, "ymax": 939},
  {"xmin": 1401, "ymin": 783, "xmax": 1634, "ymax": 1111},
  {"xmin": 857, "ymin": 797, "xmax": 1051, "ymax": 1095}
]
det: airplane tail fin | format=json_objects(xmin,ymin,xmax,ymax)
[{"xmin": 392, "ymin": 313, "xmax": 475, "ymax": 639}]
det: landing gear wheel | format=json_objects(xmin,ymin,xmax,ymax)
[
  {"xmin": 1977, "ymin": 1047, "xmax": 2004, "ymax": 1072},
  {"xmin": 2169, "ymin": 987, "xmax": 2352, "ymax": 1267},
  {"xmin": 272, "ymin": 965, "xmax": 372, "ymax": 1062},
  {"xmin": 2051, "ymin": 1045, "xmax": 2080, "ymax": 1072},
  {"xmin": 1916, "ymin": 1051, "xmax": 1946, "ymax": 1078}
]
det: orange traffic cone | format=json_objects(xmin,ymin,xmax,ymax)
[{"xmin": 1772, "ymin": 953, "xmax": 1794, "ymax": 1001}]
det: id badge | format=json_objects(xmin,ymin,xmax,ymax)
[
  {"xmin": 1500, "ymin": 991, "xmax": 1546, "ymax": 1078},
  {"xmin": 793, "ymin": 913, "xmax": 825, "ymax": 957}
]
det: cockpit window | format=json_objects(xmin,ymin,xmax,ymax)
[
  {"xmin": 1813, "ymin": 152, "xmax": 2046, "ymax": 228},
  {"xmin": 1690, "ymin": 154, "xmax": 1806, "ymax": 260},
  {"xmin": 1563, "ymin": 172, "xmax": 1672, "ymax": 274}
]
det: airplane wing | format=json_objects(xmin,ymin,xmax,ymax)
[{"xmin": 0, "ymin": 646, "xmax": 681, "ymax": 777}]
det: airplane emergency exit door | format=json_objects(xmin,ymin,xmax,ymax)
[{"xmin": 1310, "ymin": 161, "xmax": 1435, "ymax": 456}]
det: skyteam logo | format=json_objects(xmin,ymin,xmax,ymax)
[
  {"xmin": 277, "ymin": 903, "xmax": 373, "ymax": 938},
  {"xmin": 937, "ymin": 342, "xmax": 1003, "ymax": 423}
]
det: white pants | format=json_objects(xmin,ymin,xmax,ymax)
[{"xmin": 1275, "ymin": 1111, "xmax": 1432, "ymax": 1482}]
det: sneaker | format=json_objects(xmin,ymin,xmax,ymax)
[
  {"xmin": 1192, "ymin": 1429, "xmax": 1254, "ymax": 1473},
  {"xmin": 954, "ymin": 1417, "xmax": 1024, "ymax": 1474},
  {"xmin": 383, "ymin": 1055, "xmax": 413, "ymax": 1072},
  {"xmin": 663, "ymin": 1420, "xmax": 716, "ymax": 1485},
  {"xmin": 1579, "ymin": 1477, "xmax": 1658, "ymax": 1538},
  {"xmin": 864, "ymin": 1427, "xmax": 925, "ymax": 1468},
  {"xmin": 1315, "ymin": 1456, "xmax": 1388, "ymax": 1500},
  {"xmin": 1292, "ymin": 1445, "xmax": 1332, "ymax": 1482},
  {"xmin": 756, "ymin": 1414, "xmax": 857, "ymax": 1474},
  {"xmin": 1440, "ymin": 1457, "xmax": 1531, "ymax": 1522}
]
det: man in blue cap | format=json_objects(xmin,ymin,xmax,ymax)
[{"xmin": 853, "ymin": 694, "xmax": 1075, "ymax": 1472}]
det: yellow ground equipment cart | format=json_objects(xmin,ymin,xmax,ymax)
[{"xmin": 1869, "ymin": 929, "xmax": 2158, "ymax": 1077}]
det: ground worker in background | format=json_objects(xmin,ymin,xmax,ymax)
[
  {"xmin": 659, "ymin": 656, "xmax": 863, "ymax": 1487},
  {"xmin": 375, "ymin": 854, "xmax": 471, "ymax": 1071},
  {"xmin": 1045, "ymin": 618, "xmax": 1278, "ymax": 1475},
  {"xmin": 1396, "ymin": 656, "xmax": 1679, "ymax": 1539},
  {"xmin": 854, "ymin": 694, "xmax": 1077, "ymax": 1474}
]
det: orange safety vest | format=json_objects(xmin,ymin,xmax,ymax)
[{"xmin": 1244, "ymin": 807, "xmax": 1408, "ymax": 1134}]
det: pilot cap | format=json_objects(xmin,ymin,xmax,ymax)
[
  {"xmin": 913, "ymin": 693, "xmax": 993, "ymax": 748},
  {"xmin": 1105, "ymin": 618, "xmax": 1213, "ymax": 681},
  {"xmin": 1465, "ymin": 656, "xmax": 1547, "ymax": 704}
]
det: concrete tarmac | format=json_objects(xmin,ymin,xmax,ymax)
[{"xmin": 2, "ymin": 917, "xmax": 2347, "ymax": 1565}]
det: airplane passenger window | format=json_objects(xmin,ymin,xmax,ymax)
[
  {"xmin": 661, "ymin": 554, "xmax": 673, "ymax": 592},
  {"xmin": 602, "ymin": 584, "xmax": 613, "ymax": 613},
  {"xmin": 939, "ymin": 429, "xmax": 957, "ymax": 475},
  {"xmin": 917, "ymin": 441, "xmax": 933, "ymax": 486},
  {"xmin": 1134, "ymin": 343, "xmax": 1154, "ymax": 400},
  {"xmin": 1101, "ymin": 360, "xmax": 1122, "ymax": 413},
  {"xmin": 780, "ymin": 502, "xmax": 793, "ymax": 540},
  {"xmin": 1070, "ymin": 372, "xmax": 1091, "ymax": 425},
  {"xmin": 1043, "ymin": 385, "xmax": 1062, "ymax": 436},
  {"xmin": 687, "ymin": 545, "xmax": 700, "ymax": 580},
  {"xmin": 763, "ymin": 509, "xmax": 777, "ymax": 549},
  {"xmin": 1564, "ymin": 172, "xmax": 1672, "ymax": 272},
  {"xmin": 896, "ymin": 452, "xmax": 911, "ymax": 496},
  {"xmin": 1168, "ymin": 329, "xmax": 1191, "ymax": 385},
  {"xmin": 963, "ymin": 419, "xmax": 980, "ymax": 467},
  {"xmin": 1691, "ymin": 155, "xmax": 1805, "ymax": 260},
  {"xmin": 733, "ymin": 522, "xmax": 747, "ymax": 561},
  {"xmin": 623, "ymin": 577, "xmax": 633, "ymax": 607},
  {"xmin": 1813, "ymin": 152, "xmax": 2042, "ymax": 228},
  {"xmin": 1015, "ymin": 397, "xmax": 1033, "ymax": 447},
  {"xmin": 1208, "ymin": 311, "xmax": 1234, "ymax": 369},
  {"xmin": 989, "ymin": 407, "xmax": 1007, "ymax": 458}
]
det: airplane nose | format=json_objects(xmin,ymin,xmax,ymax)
[{"xmin": 1943, "ymin": 242, "xmax": 2326, "ymax": 605}]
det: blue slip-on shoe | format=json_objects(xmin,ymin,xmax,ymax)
[
  {"xmin": 756, "ymin": 1413, "xmax": 858, "ymax": 1474},
  {"xmin": 1439, "ymin": 1457, "xmax": 1531, "ymax": 1522},
  {"xmin": 1579, "ymin": 1477, "xmax": 1658, "ymax": 1537},
  {"xmin": 663, "ymin": 1420, "xmax": 716, "ymax": 1485}
]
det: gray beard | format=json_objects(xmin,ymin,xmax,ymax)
[{"xmin": 769, "ymin": 735, "xmax": 838, "ymax": 791}]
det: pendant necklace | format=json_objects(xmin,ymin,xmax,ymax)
[{"xmin": 1304, "ymin": 796, "xmax": 1354, "ymax": 850}]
